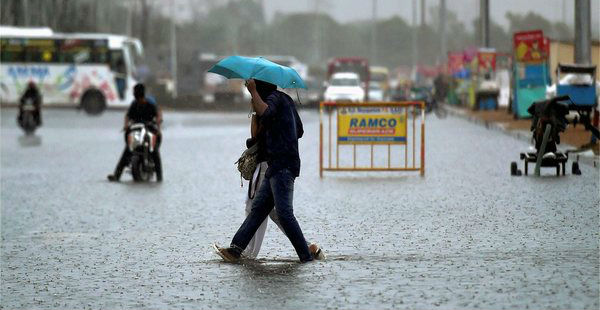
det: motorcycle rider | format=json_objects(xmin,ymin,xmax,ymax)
[
  {"xmin": 433, "ymin": 73, "xmax": 448, "ymax": 104},
  {"xmin": 18, "ymin": 81, "xmax": 42, "ymax": 126},
  {"xmin": 107, "ymin": 83, "xmax": 163, "ymax": 182}
]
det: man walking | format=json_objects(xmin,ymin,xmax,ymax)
[{"xmin": 215, "ymin": 79, "xmax": 314, "ymax": 263}]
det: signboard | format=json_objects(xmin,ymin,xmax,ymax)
[
  {"xmin": 477, "ymin": 49, "xmax": 496, "ymax": 72},
  {"xmin": 463, "ymin": 46, "xmax": 478, "ymax": 63},
  {"xmin": 448, "ymin": 52, "xmax": 464, "ymax": 75},
  {"xmin": 513, "ymin": 30, "xmax": 548, "ymax": 63},
  {"xmin": 337, "ymin": 107, "xmax": 407, "ymax": 144}
]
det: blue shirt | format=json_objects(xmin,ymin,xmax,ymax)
[{"xmin": 260, "ymin": 90, "xmax": 304, "ymax": 178}]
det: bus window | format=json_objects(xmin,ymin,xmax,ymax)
[
  {"xmin": 23, "ymin": 39, "xmax": 57, "ymax": 62},
  {"xmin": 91, "ymin": 40, "xmax": 109, "ymax": 64},
  {"xmin": 0, "ymin": 39, "xmax": 25, "ymax": 62},
  {"xmin": 59, "ymin": 39, "xmax": 92, "ymax": 63},
  {"xmin": 93, "ymin": 47, "xmax": 109, "ymax": 64}
]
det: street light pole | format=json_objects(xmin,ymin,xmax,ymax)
[
  {"xmin": 126, "ymin": 0, "xmax": 133, "ymax": 36},
  {"xmin": 23, "ymin": 0, "xmax": 29, "ymax": 26},
  {"xmin": 439, "ymin": 0, "xmax": 447, "ymax": 65},
  {"xmin": 170, "ymin": 0, "xmax": 178, "ymax": 99},
  {"xmin": 412, "ymin": 0, "xmax": 418, "ymax": 79},
  {"xmin": 574, "ymin": 0, "xmax": 591, "ymax": 64},
  {"xmin": 412, "ymin": 0, "xmax": 419, "ymax": 69},
  {"xmin": 480, "ymin": 0, "xmax": 489, "ymax": 47},
  {"xmin": 420, "ymin": 0, "xmax": 426, "ymax": 27},
  {"xmin": 371, "ymin": 0, "xmax": 377, "ymax": 64},
  {"xmin": 313, "ymin": 0, "xmax": 321, "ymax": 64}
]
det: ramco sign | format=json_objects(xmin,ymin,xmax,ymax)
[{"xmin": 337, "ymin": 107, "xmax": 407, "ymax": 144}]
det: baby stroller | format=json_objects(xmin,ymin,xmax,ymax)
[{"xmin": 511, "ymin": 95, "xmax": 573, "ymax": 176}]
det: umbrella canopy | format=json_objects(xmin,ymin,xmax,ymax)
[{"xmin": 208, "ymin": 56, "xmax": 307, "ymax": 89}]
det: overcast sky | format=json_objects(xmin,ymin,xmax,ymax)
[
  {"xmin": 262, "ymin": 0, "xmax": 598, "ymax": 32},
  {"xmin": 163, "ymin": 0, "xmax": 599, "ymax": 38}
]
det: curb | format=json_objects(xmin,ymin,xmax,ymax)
[{"xmin": 445, "ymin": 105, "xmax": 599, "ymax": 168}]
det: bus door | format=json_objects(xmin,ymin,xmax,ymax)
[{"xmin": 109, "ymin": 49, "xmax": 127, "ymax": 100}]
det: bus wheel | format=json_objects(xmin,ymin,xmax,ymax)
[{"xmin": 81, "ymin": 90, "xmax": 106, "ymax": 115}]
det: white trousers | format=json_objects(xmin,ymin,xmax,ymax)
[{"xmin": 242, "ymin": 161, "xmax": 284, "ymax": 259}]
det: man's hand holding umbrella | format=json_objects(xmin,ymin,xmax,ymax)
[{"xmin": 246, "ymin": 79, "xmax": 268, "ymax": 116}]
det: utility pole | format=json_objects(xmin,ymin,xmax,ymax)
[
  {"xmin": 420, "ymin": 0, "xmax": 426, "ymax": 27},
  {"xmin": 371, "ymin": 0, "xmax": 377, "ymax": 64},
  {"xmin": 229, "ymin": 1, "xmax": 239, "ymax": 55},
  {"xmin": 439, "ymin": 0, "xmax": 447, "ymax": 65},
  {"xmin": 562, "ymin": 0, "xmax": 567, "ymax": 24},
  {"xmin": 412, "ymin": 0, "xmax": 418, "ymax": 77},
  {"xmin": 23, "ymin": 0, "xmax": 29, "ymax": 26},
  {"xmin": 126, "ymin": 0, "xmax": 133, "ymax": 36},
  {"xmin": 94, "ymin": 1, "xmax": 100, "ymax": 32},
  {"xmin": 479, "ymin": 0, "xmax": 489, "ymax": 47},
  {"xmin": 313, "ymin": 0, "xmax": 321, "ymax": 64},
  {"xmin": 170, "ymin": 0, "xmax": 178, "ymax": 99},
  {"xmin": 574, "ymin": 0, "xmax": 591, "ymax": 64}
]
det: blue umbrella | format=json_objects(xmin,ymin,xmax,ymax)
[{"xmin": 208, "ymin": 56, "xmax": 307, "ymax": 89}]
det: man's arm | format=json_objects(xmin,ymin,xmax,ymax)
[
  {"xmin": 34, "ymin": 92, "xmax": 42, "ymax": 107},
  {"xmin": 123, "ymin": 115, "xmax": 130, "ymax": 131},
  {"xmin": 246, "ymin": 79, "xmax": 268, "ymax": 116},
  {"xmin": 155, "ymin": 106, "xmax": 162, "ymax": 130},
  {"xmin": 250, "ymin": 113, "xmax": 259, "ymax": 138}
]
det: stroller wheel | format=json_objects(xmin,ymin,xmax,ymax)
[
  {"xmin": 510, "ymin": 162, "xmax": 519, "ymax": 176},
  {"xmin": 572, "ymin": 162, "xmax": 581, "ymax": 175}
]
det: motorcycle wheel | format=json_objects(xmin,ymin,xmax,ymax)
[
  {"xmin": 425, "ymin": 102, "xmax": 433, "ymax": 113},
  {"xmin": 434, "ymin": 105, "xmax": 448, "ymax": 119},
  {"xmin": 22, "ymin": 113, "xmax": 36, "ymax": 135},
  {"xmin": 131, "ymin": 155, "xmax": 151, "ymax": 182}
]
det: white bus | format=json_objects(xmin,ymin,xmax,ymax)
[{"xmin": 0, "ymin": 26, "xmax": 143, "ymax": 114}]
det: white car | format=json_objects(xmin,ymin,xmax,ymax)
[
  {"xmin": 368, "ymin": 82, "xmax": 385, "ymax": 102},
  {"xmin": 324, "ymin": 72, "xmax": 365, "ymax": 102}
]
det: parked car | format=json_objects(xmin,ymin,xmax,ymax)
[
  {"xmin": 324, "ymin": 72, "xmax": 365, "ymax": 102},
  {"xmin": 368, "ymin": 82, "xmax": 385, "ymax": 102}
]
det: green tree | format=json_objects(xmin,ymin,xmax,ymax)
[{"xmin": 506, "ymin": 11, "xmax": 573, "ymax": 41}]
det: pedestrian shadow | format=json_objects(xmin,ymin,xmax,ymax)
[
  {"xmin": 208, "ymin": 254, "xmax": 416, "ymax": 271},
  {"xmin": 103, "ymin": 178, "xmax": 163, "ymax": 187},
  {"xmin": 528, "ymin": 174, "xmax": 579, "ymax": 181},
  {"xmin": 120, "ymin": 180, "xmax": 163, "ymax": 187},
  {"xmin": 241, "ymin": 258, "xmax": 302, "ymax": 276},
  {"xmin": 207, "ymin": 257, "xmax": 303, "ymax": 276},
  {"xmin": 18, "ymin": 134, "xmax": 42, "ymax": 147}
]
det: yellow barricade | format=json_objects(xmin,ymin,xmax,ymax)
[{"xmin": 319, "ymin": 101, "xmax": 425, "ymax": 177}]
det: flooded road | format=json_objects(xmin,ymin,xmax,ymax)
[{"xmin": 1, "ymin": 108, "xmax": 598, "ymax": 309}]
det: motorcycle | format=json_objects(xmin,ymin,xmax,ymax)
[
  {"xmin": 18, "ymin": 99, "xmax": 39, "ymax": 135},
  {"xmin": 410, "ymin": 87, "xmax": 447, "ymax": 118},
  {"xmin": 127, "ymin": 123, "xmax": 157, "ymax": 182}
]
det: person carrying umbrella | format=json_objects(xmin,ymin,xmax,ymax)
[
  {"xmin": 215, "ymin": 78, "xmax": 314, "ymax": 262},
  {"xmin": 242, "ymin": 98, "xmax": 324, "ymax": 260},
  {"xmin": 210, "ymin": 56, "xmax": 319, "ymax": 263}
]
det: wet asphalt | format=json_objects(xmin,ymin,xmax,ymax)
[{"xmin": 1, "ymin": 107, "xmax": 598, "ymax": 310}]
